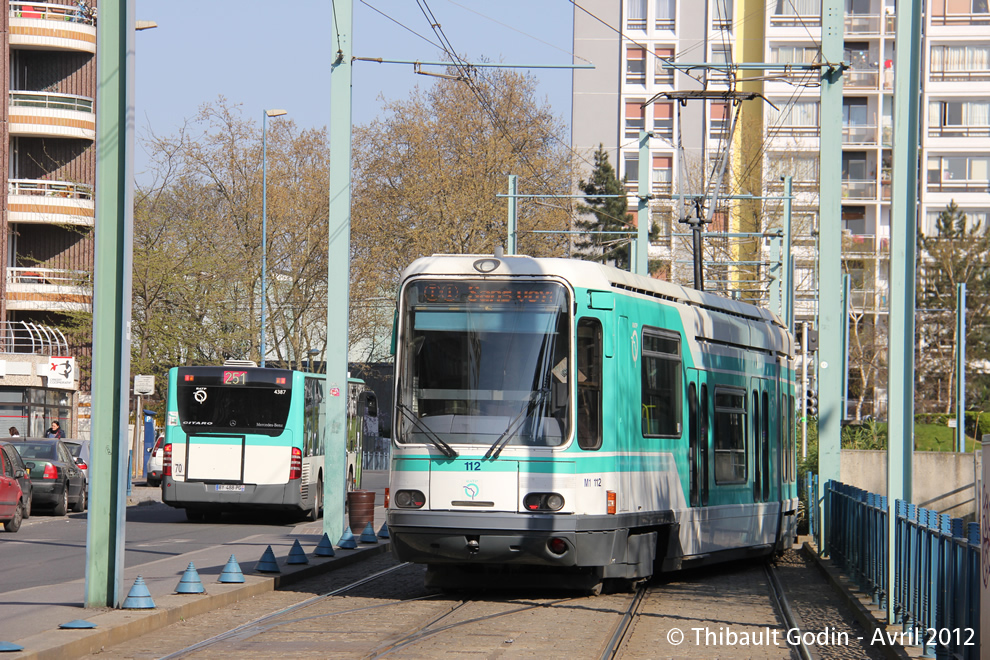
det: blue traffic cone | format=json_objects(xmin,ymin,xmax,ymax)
[
  {"xmin": 255, "ymin": 545, "xmax": 281, "ymax": 573},
  {"xmin": 175, "ymin": 562, "xmax": 205, "ymax": 594},
  {"xmin": 218, "ymin": 555, "xmax": 245, "ymax": 583},
  {"xmin": 377, "ymin": 521, "xmax": 390, "ymax": 539},
  {"xmin": 0, "ymin": 642, "xmax": 25, "ymax": 652},
  {"xmin": 337, "ymin": 526, "xmax": 357, "ymax": 549},
  {"xmin": 359, "ymin": 522, "xmax": 378, "ymax": 543},
  {"xmin": 122, "ymin": 576, "xmax": 155, "ymax": 609},
  {"xmin": 287, "ymin": 539, "xmax": 309, "ymax": 564},
  {"xmin": 59, "ymin": 620, "xmax": 96, "ymax": 629},
  {"xmin": 314, "ymin": 533, "xmax": 335, "ymax": 557}
]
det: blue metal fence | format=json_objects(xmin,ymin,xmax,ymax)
[{"xmin": 825, "ymin": 480, "xmax": 980, "ymax": 659}]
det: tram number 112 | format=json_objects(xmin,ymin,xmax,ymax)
[{"xmin": 584, "ymin": 477, "xmax": 602, "ymax": 487}]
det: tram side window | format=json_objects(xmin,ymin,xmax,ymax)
[
  {"xmin": 577, "ymin": 318, "xmax": 603, "ymax": 450},
  {"xmin": 641, "ymin": 327, "xmax": 682, "ymax": 437},
  {"xmin": 714, "ymin": 388, "xmax": 747, "ymax": 484}
]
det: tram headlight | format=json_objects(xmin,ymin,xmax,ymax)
[
  {"xmin": 393, "ymin": 489, "xmax": 425, "ymax": 508},
  {"xmin": 523, "ymin": 492, "xmax": 565, "ymax": 512}
]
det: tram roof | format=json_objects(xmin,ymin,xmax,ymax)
[{"xmin": 402, "ymin": 254, "xmax": 785, "ymax": 329}]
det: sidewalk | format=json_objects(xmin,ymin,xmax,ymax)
[{"xmin": 1, "ymin": 492, "xmax": 390, "ymax": 660}]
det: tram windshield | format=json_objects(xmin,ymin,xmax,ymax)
[{"xmin": 398, "ymin": 278, "xmax": 571, "ymax": 449}]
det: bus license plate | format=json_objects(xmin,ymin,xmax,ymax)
[{"xmin": 215, "ymin": 484, "xmax": 245, "ymax": 492}]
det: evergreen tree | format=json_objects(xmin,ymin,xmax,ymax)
[{"xmin": 573, "ymin": 146, "xmax": 633, "ymax": 269}]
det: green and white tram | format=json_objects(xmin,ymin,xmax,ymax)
[
  {"xmin": 161, "ymin": 363, "xmax": 378, "ymax": 521},
  {"xmin": 386, "ymin": 254, "xmax": 798, "ymax": 591}
]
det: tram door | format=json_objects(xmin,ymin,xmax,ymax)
[
  {"xmin": 751, "ymin": 377, "xmax": 772, "ymax": 503},
  {"xmin": 688, "ymin": 370, "xmax": 709, "ymax": 507}
]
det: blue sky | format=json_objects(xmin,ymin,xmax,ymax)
[{"xmin": 135, "ymin": 0, "xmax": 576, "ymax": 179}]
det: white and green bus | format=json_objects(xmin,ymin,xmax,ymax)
[{"xmin": 161, "ymin": 362, "xmax": 378, "ymax": 522}]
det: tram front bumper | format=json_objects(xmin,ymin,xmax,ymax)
[{"xmin": 387, "ymin": 510, "xmax": 630, "ymax": 568}]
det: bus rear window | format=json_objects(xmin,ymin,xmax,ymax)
[{"xmin": 176, "ymin": 385, "xmax": 292, "ymax": 435}]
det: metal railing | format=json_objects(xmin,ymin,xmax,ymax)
[
  {"xmin": 845, "ymin": 14, "xmax": 881, "ymax": 34},
  {"xmin": 362, "ymin": 450, "xmax": 390, "ymax": 471},
  {"xmin": 10, "ymin": 1, "xmax": 95, "ymax": 25},
  {"xmin": 825, "ymin": 480, "xmax": 980, "ymax": 659},
  {"xmin": 931, "ymin": 11, "xmax": 990, "ymax": 26},
  {"xmin": 7, "ymin": 266, "xmax": 91, "ymax": 286},
  {"xmin": 0, "ymin": 320, "xmax": 68, "ymax": 355},
  {"xmin": 10, "ymin": 91, "xmax": 93, "ymax": 113},
  {"xmin": 9, "ymin": 178, "xmax": 93, "ymax": 200}
]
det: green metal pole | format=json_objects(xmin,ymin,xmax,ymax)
[
  {"xmin": 817, "ymin": 0, "xmax": 844, "ymax": 554},
  {"xmin": 86, "ymin": 0, "xmax": 134, "ymax": 608},
  {"xmin": 783, "ymin": 176, "xmax": 794, "ymax": 333},
  {"xmin": 324, "ymin": 0, "xmax": 353, "ymax": 543},
  {"xmin": 842, "ymin": 274, "xmax": 850, "ymax": 421},
  {"xmin": 887, "ymin": 0, "xmax": 922, "ymax": 623},
  {"xmin": 956, "ymin": 282, "xmax": 967, "ymax": 452},
  {"xmin": 769, "ymin": 232, "xmax": 782, "ymax": 316},
  {"xmin": 507, "ymin": 175, "xmax": 517, "ymax": 255},
  {"xmin": 636, "ymin": 130, "xmax": 650, "ymax": 275}
]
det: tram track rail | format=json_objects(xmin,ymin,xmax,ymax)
[{"xmin": 765, "ymin": 562, "xmax": 817, "ymax": 660}]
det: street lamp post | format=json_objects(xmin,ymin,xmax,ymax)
[{"xmin": 260, "ymin": 108, "xmax": 287, "ymax": 367}]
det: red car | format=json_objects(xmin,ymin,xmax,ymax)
[{"xmin": 0, "ymin": 442, "xmax": 26, "ymax": 532}]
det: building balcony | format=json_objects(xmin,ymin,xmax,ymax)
[
  {"xmin": 843, "ymin": 124, "xmax": 877, "ymax": 145},
  {"xmin": 769, "ymin": 14, "xmax": 820, "ymax": 28},
  {"xmin": 928, "ymin": 126, "xmax": 990, "ymax": 139},
  {"xmin": 0, "ymin": 320, "xmax": 68, "ymax": 355},
  {"xmin": 6, "ymin": 267, "xmax": 91, "ymax": 313},
  {"xmin": 9, "ymin": 91, "xmax": 95, "ymax": 140},
  {"xmin": 842, "ymin": 179, "xmax": 877, "ymax": 200},
  {"xmin": 927, "ymin": 179, "xmax": 990, "ymax": 194},
  {"xmin": 842, "ymin": 233, "xmax": 889, "ymax": 255},
  {"xmin": 845, "ymin": 70, "xmax": 879, "ymax": 89},
  {"xmin": 845, "ymin": 14, "xmax": 881, "ymax": 35},
  {"xmin": 9, "ymin": 2, "xmax": 96, "ymax": 54},
  {"xmin": 930, "ymin": 12, "xmax": 990, "ymax": 27},
  {"xmin": 930, "ymin": 70, "xmax": 990, "ymax": 83},
  {"xmin": 8, "ymin": 179, "xmax": 94, "ymax": 226}
]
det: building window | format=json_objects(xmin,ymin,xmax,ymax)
[
  {"xmin": 771, "ymin": 45, "xmax": 821, "ymax": 64},
  {"xmin": 928, "ymin": 100, "xmax": 990, "ymax": 137},
  {"xmin": 656, "ymin": 0, "xmax": 675, "ymax": 29},
  {"xmin": 654, "ymin": 47, "xmax": 675, "ymax": 85},
  {"xmin": 714, "ymin": 388, "xmax": 747, "ymax": 483},
  {"xmin": 710, "ymin": 45, "xmax": 732, "ymax": 85},
  {"xmin": 624, "ymin": 153, "xmax": 639, "ymax": 184},
  {"xmin": 576, "ymin": 318, "xmax": 603, "ymax": 450},
  {"xmin": 641, "ymin": 327, "xmax": 681, "ymax": 437},
  {"xmin": 768, "ymin": 100, "xmax": 819, "ymax": 137},
  {"xmin": 930, "ymin": 45, "xmax": 990, "ymax": 82},
  {"xmin": 653, "ymin": 102, "xmax": 674, "ymax": 140},
  {"xmin": 653, "ymin": 154, "xmax": 673, "ymax": 192},
  {"xmin": 925, "ymin": 208, "xmax": 990, "ymax": 235},
  {"xmin": 626, "ymin": 47, "xmax": 646, "ymax": 84},
  {"xmin": 927, "ymin": 155, "xmax": 990, "ymax": 191},
  {"xmin": 627, "ymin": 0, "xmax": 647, "ymax": 30},
  {"xmin": 713, "ymin": 0, "xmax": 733, "ymax": 29},
  {"xmin": 932, "ymin": 0, "xmax": 990, "ymax": 26},
  {"xmin": 624, "ymin": 100, "xmax": 646, "ymax": 138},
  {"xmin": 710, "ymin": 102, "xmax": 730, "ymax": 140}
]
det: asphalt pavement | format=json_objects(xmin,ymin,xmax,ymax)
[{"xmin": 0, "ymin": 476, "xmax": 391, "ymax": 660}]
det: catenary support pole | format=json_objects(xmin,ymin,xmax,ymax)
[
  {"xmin": 324, "ymin": 0, "xmax": 354, "ymax": 544},
  {"xmin": 86, "ymin": 0, "xmax": 134, "ymax": 608},
  {"xmin": 507, "ymin": 175, "xmax": 517, "ymax": 255},
  {"xmin": 817, "ymin": 0, "xmax": 844, "ymax": 554},
  {"xmin": 887, "ymin": 0, "xmax": 922, "ymax": 624},
  {"xmin": 782, "ymin": 176, "xmax": 794, "ymax": 333},
  {"xmin": 956, "ymin": 282, "xmax": 967, "ymax": 453},
  {"xmin": 636, "ymin": 130, "xmax": 650, "ymax": 275}
]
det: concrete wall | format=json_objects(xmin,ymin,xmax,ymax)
[{"xmin": 840, "ymin": 449, "xmax": 981, "ymax": 520}]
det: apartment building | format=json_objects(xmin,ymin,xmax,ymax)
[
  {"xmin": 572, "ymin": 0, "xmax": 990, "ymax": 417},
  {"xmin": 0, "ymin": 1, "xmax": 97, "ymax": 436}
]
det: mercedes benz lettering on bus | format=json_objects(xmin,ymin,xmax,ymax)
[
  {"xmin": 386, "ymin": 255, "xmax": 798, "ymax": 593},
  {"xmin": 161, "ymin": 363, "xmax": 379, "ymax": 522}
]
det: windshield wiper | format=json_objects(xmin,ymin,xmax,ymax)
[
  {"xmin": 484, "ymin": 388, "xmax": 549, "ymax": 461},
  {"xmin": 397, "ymin": 402, "xmax": 459, "ymax": 459}
]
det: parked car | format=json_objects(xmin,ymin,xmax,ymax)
[
  {"xmin": 0, "ymin": 441, "xmax": 32, "ymax": 518},
  {"xmin": 0, "ymin": 443, "xmax": 26, "ymax": 532},
  {"xmin": 63, "ymin": 439, "xmax": 91, "ymax": 482},
  {"xmin": 146, "ymin": 435, "xmax": 164, "ymax": 487},
  {"xmin": 9, "ymin": 438, "xmax": 86, "ymax": 515}
]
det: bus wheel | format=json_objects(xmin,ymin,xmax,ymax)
[{"xmin": 306, "ymin": 479, "xmax": 322, "ymax": 522}]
